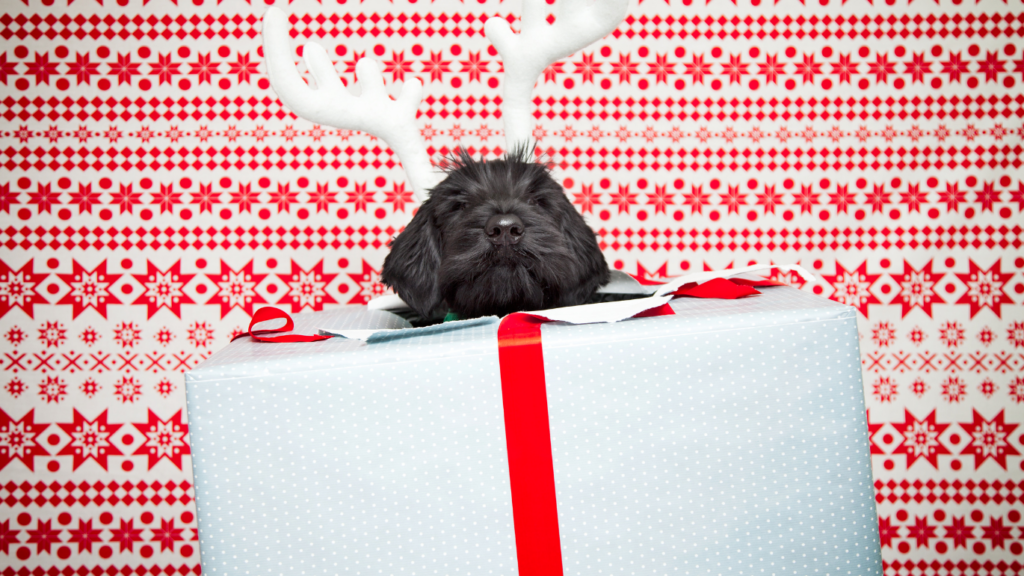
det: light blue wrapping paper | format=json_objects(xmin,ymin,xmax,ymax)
[{"xmin": 185, "ymin": 286, "xmax": 882, "ymax": 575}]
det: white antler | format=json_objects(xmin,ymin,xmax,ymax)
[
  {"xmin": 485, "ymin": 0, "xmax": 629, "ymax": 150},
  {"xmin": 262, "ymin": 7, "xmax": 440, "ymax": 202}
]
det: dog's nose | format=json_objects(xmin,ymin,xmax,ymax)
[{"xmin": 485, "ymin": 214, "xmax": 525, "ymax": 245}]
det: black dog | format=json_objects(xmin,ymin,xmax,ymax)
[{"xmin": 381, "ymin": 148, "xmax": 610, "ymax": 321}]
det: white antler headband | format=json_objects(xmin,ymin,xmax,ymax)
[
  {"xmin": 484, "ymin": 0, "xmax": 630, "ymax": 150},
  {"xmin": 261, "ymin": 7, "xmax": 439, "ymax": 202},
  {"xmin": 261, "ymin": 0, "xmax": 629, "ymax": 203}
]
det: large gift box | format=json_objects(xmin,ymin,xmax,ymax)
[{"xmin": 184, "ymin": 272, "xmax": 882, "ymax": 575}]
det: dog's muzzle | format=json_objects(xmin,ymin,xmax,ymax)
[{"xmin": 485, "ymin": 213, "xmax": 524, "ymax": 246}]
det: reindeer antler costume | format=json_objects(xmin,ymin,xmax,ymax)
[
  {"xmin": 261, "ymin": 0, "xmax": 630, "ymax": 320},
  {"xmin": 261, "ymin": 0, "xmax": 629, "ymax": 200}
]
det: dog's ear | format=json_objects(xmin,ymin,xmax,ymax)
[
  {"xmin": 554, "ymin": 193, "xmax": 611, "ymax": 303},
  {"xmin": 381, "ymin": 199, "xmax": 446, "ymax": 320}
]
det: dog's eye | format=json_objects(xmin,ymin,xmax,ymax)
[
  {"xmin": 452, "ymin": 202, "xmax": 466, "ymax": 212},
  {"xmin": 527, "ymin": 195, "xmax": 544, "ymax": 207}
]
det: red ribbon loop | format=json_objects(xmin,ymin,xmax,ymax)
[{"xmin": 232, "ymin": 306, "xmax": 333, "ymax": 343}]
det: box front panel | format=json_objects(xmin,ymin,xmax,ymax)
[
  {"xmin": 544, "ymin": 315, "xmax": 882, "ymax": 575},
  {"xmin": 186, "ymin": 354, "xmax": 518, "ymax": 575}
]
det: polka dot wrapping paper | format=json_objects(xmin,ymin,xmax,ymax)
[
  {"xmin": 185, "ymin": 287, "xmax": 881, "ymax": 575},
  {"xmin": 0, "ymin": 0, "xmax": 1022, "ymax": 574}
]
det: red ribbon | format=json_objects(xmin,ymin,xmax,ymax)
[
  {"xmin": 231, "ymin": 306, "xmax": 333, "ymax": 343},
  {"xmin": 496, "ymin": 302, "xmax": 676, "ymax": 576}
]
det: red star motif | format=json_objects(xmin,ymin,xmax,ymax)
[
  {"xmin": 981, "ymin": 517, "xmax": 1013, "ymax": 549},
  {"xmin": 109, "ymin": 518, "xmax": 144, "ymax": 553},
  {"xmin": 68, "ymin": 183, "xmax": 101, "ymax": 214},
  {"xmin": 57, "ymin": 260, "xmax": 121, "ymax": 319},
  {"xmin": 0, "ymin": 407, "xmax": 48, "ymax": 472},
  {"xmin": 422, "ymin": 51, "xmax": 451, "ymax": 83},
  {"xmin": 610, "ymin": 185, "xmax": 639, "ymax": 214},
  {"xmin": 150, "ymin": 517, "xmax": 185, "ymax": 552},
  {"xmin": 151, "ymin": 183, "xmax": 182, "ymax": 214},
  {"xmin": 132, "ymin": 260, "xmax": 196, "ymax": 319},
  {"xmin": 906, "ymin": 516, "xmax": 937, "ymax": 548},
  {"xmin": 573, "ymin": 52, "xmax": 600, "ymax": 84},
  {"xmin": 975, "ymin": 181, "xmax": 1001, "ymax": 212},
  {"xmin": 899, "ymin": 183, "xmax": 928, "ymax": 213},
  {"xmin": 682, "ymin": 185, "xmax": 711, "ymax": 214},
  {"xmin": 229, "ymin": 52, "xmax": 258, "ymax": 84},
  {"xmin": 67, "ymin": 52, "xmax": 100, "ymax": 85},
  {"xmin": 941, "ymin": 52, "xmax": 969, "ymax": 82},
  {"xmin": 955, "ymin": 259, "xmax": 1013, "ymax": 318},
  {"xmin": 721, "ymin": 185, "xmax": 747, "ymax": 214},
  {"xmin": 67, "ymin": 518, "xmax": 103, "ymax": 553},
  {"xmin": 722, "ymin": 53, "xmax": 748, "ymax": 84},
  {"xmin": 685, "ymin": 54, "xmax": 712, "ymax": 84},
  {"xmin": 573, "ymin": 183, "xmax": 600, "ymax": 214},
  {"xmin": 0, "ymin": 259, "xmax": 48, "ymax": 319},
  {"xmin": 346, "ymin": 259, "xmax": 389, "ymax": 305},
  {"xmin": 27, "ymin": 183, "xmax": 60, "ymax": 214},
  {"xmin": 0, "ymin": 183, "xmax": 18, "ymax": 214},
  {"xmin": 755, "ymin": 185, "xmax": 782, "ymax": 214},
  {"xmin": 793, "ymin": 184, "xmax": 820, "ymax": 214},
  {"xmin": 892, "ymin": 409, "xmax": 951, "ymax": 469},
  {"xmin": 57, "ymin": 409, "xmax": 123, "ymax": 471},
  {"xmin": 938, "ymin": 182, "xmax": 967, "ymax": 212},
  {"xmin": 865, "ymin": 183, "xmax": 892, "ymax": 213},
  {"xmin": 26, "ymin": 519, "xmax": 62, "ymax": 554},
  {"xmin": 959, "ymin": 409, "xmax": 1020, "ymax": 470},
  {"xmin": 610, "ymin": 53, "xmax": 639, "ymax": 83},
  {"xmin": 821, "ymin": 261, "xmax": 880, "ymax": 317},
  {"xmin": 865, "ymin": 409, "xmax": 885, "ymax": 455},
  {"xmin": 794, "ymin": 53, "xmax": 823, "ymax": 84},
  {"xmin": 459, "ymin": 51, "xmax": 488, "ymax": 83},
  {"xmin": 383, "ymin": 50, "xmax": 413, "ymax": 82},
  {"xmin": 208, "ymin": 260, "xmax": 268, "ymax": 319},
  {"xmin": 645, "ymin": 184, "xmax": 673, "ymax": 214},
  {"xmin": 109, "ymin": 52, "xmax": 142, "ymax": 85},
  {"xmin": 892, "ymin": 260, "xmax": 943, "ymax": 318},
  {"xmin": 132, "ymin": 409, "xmax": 191, "ymax": 470},
  {"xmin": 0, "ymin": 519, "xmax": 21, "ymax": 554},
  {"xmin": 943, "ymin": 516, "xmax": 974, "ymax": 549},
  {"xmin": 828, "ymin": 184, "xmax": 855, "ymax": 214},
  {"xmin": 191, "ymin": 182, "xmax": 218, "ymax": 214},
  {"xmin": 270, "ymin": 183, "xmax": 298, "ymax": 213},
  {"xmin": 346, "ymin": 182, "xmax": 375, "ymax": 213},
  {"xmin": 384, "ymin": 183, "xmax": 413, "ymax": 213},
  {"xmin": 281, "ymin": 260, "xmax": 339, "ymax": 312},
  {"xmin": 878, "ymin": 516, "xmax": 899, "ymax": 549},
  {"xmin": 647, "ymin": 52, "xmax": 675, "ymax": 84},
  {"xmin": 110, "ymin": 183, "xmax": 142, "ymax": 215}
]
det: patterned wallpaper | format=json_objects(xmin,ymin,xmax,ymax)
[{"xmin": 0, "ymin": 0, "xmax": 1022, "ymax": 574}]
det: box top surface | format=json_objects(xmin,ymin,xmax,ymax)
[{"xmin": 187, "ymin": 286, "xmax": 853, "ymax": 382}]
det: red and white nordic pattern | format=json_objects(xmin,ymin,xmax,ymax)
[{"xmin": 0, "ymin": 0, "xmax": 1022, "ymax": 574}]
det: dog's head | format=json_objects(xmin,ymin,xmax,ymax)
[{"xmin": 381, "ymin": 148, "xmax": 610, "ymax": 320}]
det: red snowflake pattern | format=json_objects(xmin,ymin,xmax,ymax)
[
  {"xmin": 114, "ymin": 376, "xmax": 143, "ymax": 404},
  {"xmin": 37, "ymin": 375, "xmax": 67, "ymax": 404},
  {"xmin": 940, "ymin": 376, "xmax": 967, "ymax": 403},
  {"xmin": 57, "ymin": 409, "xmax": 122, "ymax": 471},
  {"xmin": 959, "ymin": 410, "xmax": 1020, "ymax": 470},
  {"xmin": 892, "ymin": 409, "xmax": 951, "ymax": 469},
  {"xmin": 37, "ymin": 321, "xmax": 66, "ymax": 348},
  {"xmin": 112, "ymin": 322, "xmax": 142, "ymax": 349},
  {"xmin": 872, "ymin": 376, "xmax": 898, "ymax": 403},
  {"xmin": 187, "ymin": 322, "xmax": 215, "ymax": 349},
  {"xmin": 132, "ymin": 409, "xmax": 191, "ymax": 470}
]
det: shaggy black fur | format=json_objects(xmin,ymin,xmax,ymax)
[{"xmin": 381, "ymin": 147, "xmax": 610, "ymax": 321}]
